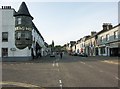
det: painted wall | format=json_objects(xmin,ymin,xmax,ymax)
[
  {"xmin": 97, "ymin": 26, "xmax": 119, "ymax": 45},
  {"xmin": 72, "ymin": 44, "xmax": 76, "ymax": 53},
  {"xmin": 1, "ymin": 8, "xmax": 31, "ymax": 60},
  {"xmin": 76, "ymin": 43, "xmax": 80, "ymax": 53},
  {"xmin": 97, "ymin": 25, "xmax": 120, "ymax": 56}
]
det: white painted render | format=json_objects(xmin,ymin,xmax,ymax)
[
  {"xmin": 0, "ymin": 6, "xmax": 47, "ymax": 61},
  {"xmin": 97, "ymin": 25, "xmax": 119, "ymax": 56},
  {"xmin": 97, "ymin": 26, "xmax": 119, "ymax": 45},
  {"xmin": 68, "ymin": 24, "xmax": 119, "ymax": 57},
  {"xmin": 32, "ymin": 28, "xmax": 46, "ymax": 56},
  {"xmin": 72, "ymin": 44, "xmax": 76, "ymax": 52},
  {"xmin": 76, "ymin": 43, "xmax": 80, "ymax": 53},
  {"xmin": 0, "ymin": 8, "xmax": 31, "ymax": 59}
]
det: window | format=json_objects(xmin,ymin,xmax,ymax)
[
  {"xmin": 2, "ymin": 32, "xmax": 8, "ymax": 42},
  {"xmin": 26, "ymin": 27, "xmax": 31, "ymax": 31},
  {"xmin": 18, "ymin": 18, "xmax": 21, "ymax": 24},
  {"xmin": 18, "ymin": 32, "xmax": 21, "ymax": 38},
  {"xmin": 106, "ymin": 34, "xmax": 109, "ymax": 41},
  {"xmin": 21, "ymin": 33, "xmax": 25, "ymax": 37},
  {"xmin": 25, "ymin": 33, "xmax": 30, "ymax": 40},
  {"xmin": 114, "ymin": 31, "xmax": 118, "ymax": 39},
  {"xmin": 100, "ymin": 36, "xmax": 104, "ymax": 42},
  {"xmin": 2, "ymin": 48, "xmax": 8, "ymax": 57},
  {"xmin": 100, "ymin": 47, "xmax": 105, "ymax": 54},
  {"xmin": 15, "ymin": 32, "xmax": 21, "ymax": 40}
]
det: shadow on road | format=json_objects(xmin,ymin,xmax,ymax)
[
  {"xmin": 28, "ymin": 54, "xmax": 119, "ymax": 64},
  {"xmin": 2, "ymin": 54, "xmax": 119, "ymax": 64}
]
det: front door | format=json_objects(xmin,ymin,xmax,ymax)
[{"xmin": 2, "ymin": 48, "xmax": 8, "ymax": 57}]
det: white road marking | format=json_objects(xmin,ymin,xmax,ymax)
[
  {"xmin": 60, "ymin": 84, "xmax": 63, "ymax": 89},
  {"xmin": 60, "ymin": 84, "xmax": 62, "ymax": 86},
  {"xmin": 56, "ymin": 63, "xmax": 59, "ymax": 67},
  {"xmin": 88, "ymin": 65, "xmax": 93, "ymax": 68},
  {"xmin": 0, "ymin": 81, "xmax": 39, "ymax": 87},
  {"xmin": 101, "ymin": 60, "xmax": 118, "ymax": 65},
  {"xmin": 81, "ymin": 62, "xmax": 85, "ymax": 64},
  {"xmin": 59, "ymin": 80, "xmax": 62, "ymax": 84},
  {"xmin": 12, "ymin": 68, "xmax": 58, "ymax": 71},
  {"xmin": 99, "ymin": 70, "xmax": 104, "ymax": 72},
  {"xmin": 115, "ymin": 76, "xmax": 120, "ymax": 80},
  {"xmin": 52, "ymin": 61, "xmax": 55, "ymax": 67},
  {"xmin": 52, "ymin": 63, "xmax": 55, "ymax": 67},
  {"xmin": 59, "ymin": 80, "xmax": 63, "ymax": 89}
]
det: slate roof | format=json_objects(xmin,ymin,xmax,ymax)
[
  {"xmin": 32, "ymin": 22, "xmax": 44, "ymax": 41},
  {"xmin": 96, "ymin": 24, "xmax": 120, "ymax": 35},
  {"xmin": 14, "ymin": 2, "xmax": 33, "ymax": 19}
]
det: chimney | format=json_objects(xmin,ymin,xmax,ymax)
[
  {"xmin": 103, "ymin": 23, "xmax": 112, "ymax": 30},
  {"xmin": 2, "ymin": 6, "xmax": 11, "ymax": 9},
  {"xmin": 91, "ymin": 31, "xmax": 96, "ymax": 36},
  {"xmin": 108, "ymin": 24, "xmax": 113, "ymax": 29}
]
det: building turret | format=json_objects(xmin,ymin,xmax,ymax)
[{"xmin": 14, "ymin": 2, "xmax": 33, "ymax": 49}]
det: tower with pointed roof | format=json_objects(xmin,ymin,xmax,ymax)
[{"xmin": 14, "ymin": 2, "xmax": 33, "ymax": 49}]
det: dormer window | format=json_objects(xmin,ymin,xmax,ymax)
[{"xmin": 18, "ymin": 18, "xmax": 21, "ymax": 24}]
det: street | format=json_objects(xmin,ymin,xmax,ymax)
[{"xmin": 2, "ymin": 54, "xmax": 119, "ymax": 88}]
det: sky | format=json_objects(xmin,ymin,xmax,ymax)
[{"xmin": 0, "ymin": 0, "xmax": 119, "ymax": 46}]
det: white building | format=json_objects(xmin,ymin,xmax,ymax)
[
  {"xmin": 97, "ymin": 23, "xmax": 120, "ymax": 56},
  {"xmin": 32, "ymin": 22, "xmax": 46, "ymax": 58},
  {"xmin": 84, "ymin": 32, "xmax": 97, "ymax": 56},
  {"xmin": 71, "ymin": 44, "xmax": 76, "ymax": 53},
  {"xmin": 0, "ymin": 2, "xmax": 47, "ymax": 61},
  {"xmin": 75, "ymin": 39, "xmax": 81, "ymax": 53}
]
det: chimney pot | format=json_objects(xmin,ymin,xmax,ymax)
[
  {"xmin": 103, "ymin": 23, "xmax": 112, "ymax": 30},
  {"xmin": 2, "ymin": 6, "xmax": 12, "ymax": 9},
  {"xmin": 91, "ymin": 31, "xmax": 96, "ymax": 36}
]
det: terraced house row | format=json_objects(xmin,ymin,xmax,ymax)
[
  {"xmin": 65, "ymin": 23, "xmax": 120, "ymax": 57},
  {"xmin": 0, "ymin": 2, "xmax": 48, "ymax": 61}
]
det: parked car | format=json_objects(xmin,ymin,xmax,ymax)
[
  {"xmin": 71, "ymin": 52, "xmax": 78, "ymax": 56},
  {"xmin": 78, "ymin": 53, "xmax": 88, "ymax": 57}
]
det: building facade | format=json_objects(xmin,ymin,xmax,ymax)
[
  {"xmin": 65, "ymin": 41, "xmax": 76, "ymax": 54},
  {"xmin": 85, "ymin": 32, "xmax": 97, "ymax": 56},
  {"xmin": 84, "ymin": 23, "xmax": 119, "ymax": 57},
  {"xmin": 0, "ymin": 2, "xmax": 47, "ymax": 61},
  {"xmin": 66, "ymin": 23, "xmax": 119, "ymax": 57},
  {"xmin": 97, "ymin": 23, "xmax": 120, "ymax": 56}
]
